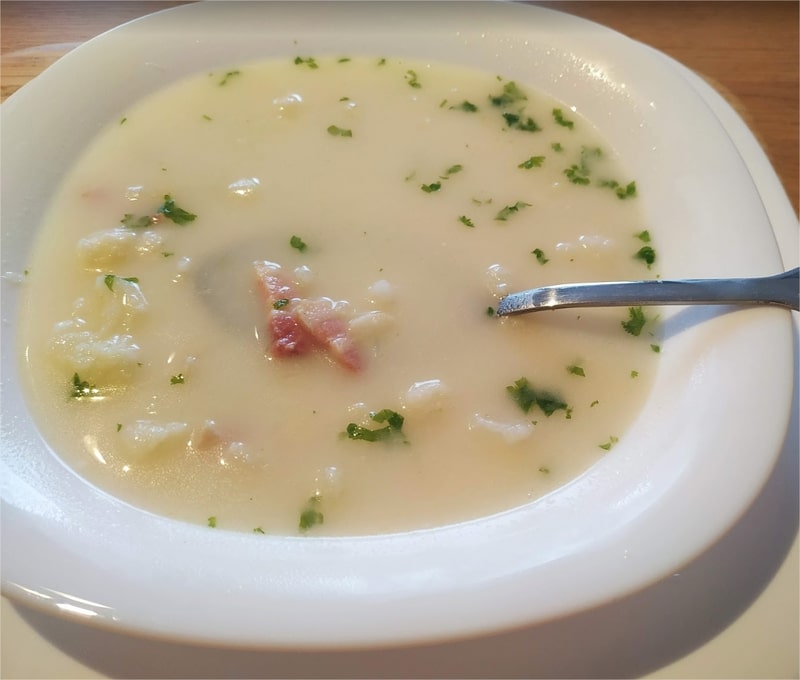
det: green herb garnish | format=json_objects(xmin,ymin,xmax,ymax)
[
  {"xmin": 103, "ymin": 274, "xmax": 139, "ymax": 291},
  {"xmin": 599, "ymin": 436, "xmax": 619, "ymax": 451},
  {"xmin": 494, "ymin": 201, "xmax": 531, "ymax": 221},
  {"xmin": 120, "ymin": 214, "xmax": 153, "ymax": 229},
  {"xmin": 518, "ymin": 156, "xmax": 545, "ymax": 169},
  {"xmin": 634, "ymin": 246, "xmax": 656, "ymax": 268},
  {"xmin": 420, "ymin": 181, "xmax": 442, "ymax": 193},
  {"xmin": 170, "ymin": 373, "xmax": 185, "ymax": 385},
  {"xmin": 290, "ymin": 235, "xmax": 308, "ymax": 252},
  {"xmin": 345, "ymin": 409, "xmax": 406, "ymax": 442},
  {"xmin": 405, "ymin": 69, "xmax": 421, "ymax": 88},
  {"xmin": 502, "ymin": 113, "xmax": 540, "ymax": 132},
  {"xmin": 552, "ymin": 108, "xmax": 574, "ymax": 129},
  {"xmin": 621, "ymin": 306, "xmax": 647, "ymax": 336},
  {"xmin": 299, "ymin": 495, "xmax": 324, "ymax": 531},
  {"xmin": 532, "ymin": 248, "xmax": 549, "ymax": 264},
  {"xmin": 567, "ymin": 365, "xmax": 586, "ymax": 377},
  {"xmin": 327, "ymin": 124, "xmax": 353, "ymax": 137},
  {"xmin": 489, "ymin": 81, "xmax": 527, "ymax": 107},
  {"xmin": 70, "ymin": 373, "xmax": 99, "ymax": 399},
  {"xmin": 157, "ymin": 195, "xmax": 196, "ymax": 225},
  {"xmin": 506, "ymin": 377, "xmax": 568, "ymax": 417},
  {"xmin": 219, "ymin": 70, "xmax": 241, "ymax": 86},
  {"xmin": 452, "ymin": 100, "xmax": 478, "ymax": 112},
  {"xmin": 294, "ymin": 56, "xmax": 319, "ymax": 69},
  {"xmin": 458, "ymin": 215, "xmax": 475, "ymax": 228},
  {"xmin": 207, "ymin": 516, "xmax": 217, "ymax": 527}
]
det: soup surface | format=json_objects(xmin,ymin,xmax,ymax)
[{"xmin": 18, "ymin": 56, "xmax": 660, "ymax": 535}]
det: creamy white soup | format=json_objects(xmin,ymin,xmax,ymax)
[{"xmin": 18, "ymin": 57, "xmax": 660, "ymax": 535}]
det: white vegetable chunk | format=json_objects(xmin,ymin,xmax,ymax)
[
  {"xmin": 402, "ymin": 379, "xmax": 449, "ymax": 413},
  {"xmin": 77, "ymin": 227, "xmax": 163, "ymax": 269},
  {"xmin": 121, "ymin": 420, "xmax": 190, "ymax": 456},
  {"xmin": 468, "ymin": 413, "xmax": 535, "ymax": 444},
  {"xmin": 50, "ymin": 326, "xmax": 142, "ymax": 376}
]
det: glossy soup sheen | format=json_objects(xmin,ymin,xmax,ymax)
[{"xmin": 18, "ymin": 57, "xmax": 661, "ymax": 536}]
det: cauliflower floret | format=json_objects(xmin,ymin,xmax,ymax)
[
  {"xmin": 50, "ymin": 325, "xmax": 142, "ymax": 377},
  {"xmin": 469, "ymin": 413, "xmax": 535, "ymax": 444},
  {"xmin": 77, "ymin": 227, "xmax": 163, "ymax": 270},
  {"xmin": 401, "ymin": 379, "xmax": 449, "ymax": 414},
  {"xmin": 120, "ymin": 420, "xmax": 190, "ymax": 456},
  {"xmin": 366, "ymin": 279, "xmax": 397, "ymax": 308},
  {"xmin": 348, "ymin": 310, "xmax": 396, "ymax": 343}
]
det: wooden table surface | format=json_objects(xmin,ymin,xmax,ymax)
[{"xmin": 2, "ymin": 1, "xmax": 798, "ymax": 215}]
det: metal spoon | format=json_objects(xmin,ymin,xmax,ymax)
[{"xmin": 496, "ymin": 267, "xmax": 799, "ymax": 316}]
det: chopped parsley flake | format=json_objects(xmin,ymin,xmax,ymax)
[
  {"xmin": 502, "ymin": 112, "xmax": 541, "ymax": 132},
  {"xmin": 451, "ymin": 100, "xmax": 478, "ymax": 112},
  {"xmin": 539, "ymin": 466, "xmax": 550, "ymax": 474},
  {"xmin": 564, "ymin": 164, "xmax": 591, "ymax": 185},
  {"xmin": 489, "ymin": 81, "xmax": 527, "ymax": 107},
  {"xmin": 202, "ymin": 114, "xmax": 213, "ymax": 121},
  {"xmin": 506, "ymin": 377, "xmax": 568, "ymax": 417},
  {"xmin": 345, "ymin": 409, "xmax": 406, "ymax": 443},
  {"xmin": 635, "ymin": 246, "xmax": 656, "ymax": 268},
  {"xmin": 615, "ymin": 181, "xmax": 637, "ymax": 199},
  {"xmin": 599, "ymin": 436, "xmax": 619, "ymax": 451},
  {"xmin": 70, "ymin": 373, "xmax": 99, "ymax": 399},
  {"xmin": 157, "ymin": 195, "xmax": 197, "ymax": 225},
  {"xmin": 290, "ymin": 235, "xmax": 308, "ymax": 252},
  {"xmin": 551, "ymin": 142, "xmax": 564, "ymax": 152},
  {"xmin": 458, "ymin": 215, "xmax": 475, "ymax": 228},
  {"xmin": 636, "ymin": 230, "xmax": 651, "ymax": 243},
  {"xmin": 494, "ymin": 201, "xmax": 531, "ymax": 221},
  {"xmin": 631, "ymin": 370, "xmax": 639, "ymax": 378},
  {"xmin": 337, "ymin": 57, "xmax": 351, "ymax": 63},
  {"xmin": 590, "ymin": 400, "xmax": 600, "ymax": 408},
  {"xmin": 253, "ymin": 527, "xmax": 266, "ymax": 534},
  {"xmin": 293, "ymin": 56, "xmax": 318, "ymax": 69},
  {"xmin": 103, "ymin": 274, "xmax": 139, "ymax": 291},
  {"xmin": 116, "ymin": 423, "xmax": 122, "ymax": 432},
  {"xmin": 119, "ymin": 116, "xmax": 127, "ymax": 125},
  {"xmin": 327, "ymin": 124, "xmax": 353, "ymax": 137},
  {"xmin": 299, "ymin": 495, "xmax": 324, "ymax": 531},
  {"xmin": 532, "ymin": 248, "xmax": 549, "ymax": 264},
  {"xmin": 170, "ymin": 373, "xmax": 185, "ymax": 385},
  {"xmin": 443, "ymin": 164, "xmax": 463, "ymax": 176},
  {"xmin": 420, "ymin": 181, "xmax": 442, "ymax": 193},
  {"xmin": 120, "ymin": 213, "xmax": 153, "ymax": 229},
  {"xmin": 518, "ymin": 156, "xmax": 545, "ymax": 169},
  {"xmin": 567, "ymin": 365, "xmax": 586, "ymax": 377},
  {"xmin": 651, "ymin": 344, "xmax": 661, "ymax": 353},
  {"xmin": 552, "ymin": 108, "xmax": 574, "ymax": 129},
  {"xmin": 486, "ymin": 306, "xmax": 495, "ymax": 316},
  {"xmin": 405, "ymin": 70, "xmax": 421, "ymax": 88},
  {"xmin": 621, "ymin": 306, "xmax": 647, "ymax": 336},
  {"xmin": 207, "ymin": 516, "xmax": 217, "ymax": 528},
  {"xmin": 161, "ymin": 251, "xmax": 174, "ymax": 258},
  {"xmin": 273, "ymin": 298, "xmax": 290, "ymax": 309},
  {"xmin": 219, "ymin": 70, "xmax": 241, "ymax": 86}
]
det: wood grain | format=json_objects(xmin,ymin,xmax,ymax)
[{"xmin": 2, "ymin": 0, "xmax": 797, "ymax": 214}]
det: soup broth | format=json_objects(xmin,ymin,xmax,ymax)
[{"xmin": 18, "ymin": 57, "xmax": 660, "ymax": 535}]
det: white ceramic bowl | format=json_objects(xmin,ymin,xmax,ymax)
[{"xmin": 1, "ymin": 1, "xmax": 794, "ymax": 648}]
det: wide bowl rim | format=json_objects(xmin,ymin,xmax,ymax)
[{"xmin": 1, "ymin": 0, "xmax": 794, "ymax": 648}]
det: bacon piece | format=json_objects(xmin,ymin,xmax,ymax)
[
  {"xmin": 294, "ymin": 298, "xmax": 363, "ymax": 372},
  {"xmin": 252, "ymin": 261, "xmax": 363, "ymax": 371},
  {"xmin": 269, "ymin": 309, "xmax": 314, "ymax": 357},
  {"xmin": 253, "ymin": 260, "xmax": 299, "ymax": 302}
]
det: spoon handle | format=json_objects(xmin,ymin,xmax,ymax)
[{"xmin": 496, "ymin": 268, "xmax": 800, "ymax": 316}]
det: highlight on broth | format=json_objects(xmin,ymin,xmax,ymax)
[{"xmin": 18, "ymin": 56, "xmax": 661, "ymax": 536}]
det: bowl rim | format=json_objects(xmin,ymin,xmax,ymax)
[{"xmin": 1, "ymin": 0, "xmax": 794, "ymax": 648}]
